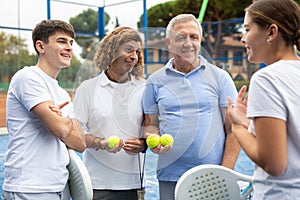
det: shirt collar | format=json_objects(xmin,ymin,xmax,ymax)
[
  {"xmin": 98, "ymin": 71, "xmax": 138, "ymax": 87},
  {"xmin": 166, "ymin": 55, "xmax": 206, "ymax": 75}
]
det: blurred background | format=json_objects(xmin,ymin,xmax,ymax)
[{"xmin": 3, "ymin": 0, "xmax": 300, "ymax": 199}]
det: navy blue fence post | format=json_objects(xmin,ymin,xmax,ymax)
[
  {"xmin": 143, "ymin": 0, "xmax": 148, "ymax": 78},
  {"xmin": 47, "ymin": 0, "xmax": 51, "ymax": 19},
  {"xmin": 98, "ymin": 6, "xmax": 105, "ymax": 41}
]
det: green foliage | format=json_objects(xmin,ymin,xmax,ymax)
[
  {"xmin": 206, "ymin": 0, "xmax": 250, "ymax": 21},
  {"xmin": 0, "ymin": 32, "xmax": 36, "ymax": 81},
  {"xmin": 177, "ymin": 0, "xmax": 201, "ymax": 14},
  {"xmin": 139, "ymin": 0, "xmax": 251, "ymax": 28},
  {"xmin": 142, "ymin": 1, "xmax": 177, "ymax": 28},
  {"xmin": 69, "ymin": 8, "xmax": 110, "ymax": 34},
  {"xmin": 137, "ymin": 0, "xmax": 251, "ymax": 48},
  {"xmin": 224, "ymin": 69, "xmax": 249, "ymax": 91},
  {"xmin": 57, "ymin": 55, "xmax": 81, "ymax": 88},
  {"xmin": 69, "ymin": 8, "xmax": 110, "ymax": 59},
  {"xmin": 234, "ymin": 79, "xmax": 249, "ymax": 91},
  {"xmin": 0, "ymin": 82, "xmax": 9, "ymax": 91},
  {"xmin": 0, "ymin": 31, "xmax": 83, "ymax": 90}
]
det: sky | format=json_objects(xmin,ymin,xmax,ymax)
[{"xmin": 0, "ymin": 0, "xmax": 172, "ymax": 53}]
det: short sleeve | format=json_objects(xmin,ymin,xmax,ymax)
[
  {"xmin": 11, "ymin": 68, "xmax": 52, "ymax": 111},
  {"xmin": 73, "ymin": 81, "xmax": 91, "ymax": 133},
  {"xmin": 247, "ymin": 71, "xmax": 286, "ymax": 120},
  {"xmin": 142, "ymin": 80, "xmax": 159, "ymax": 114},
  {"xmin": 219, "ymin": 71, "xmax": 237, "ymax": 108}
]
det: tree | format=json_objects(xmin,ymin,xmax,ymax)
[
  {"xmin": 69, "ymin": 8, "xmax": 110, "ymax": 59},
  {"xmin": 138, "ymin": 1, "xmax": 176, "ymax": 28},
  {"xmin": 202, "ymin": 0, "xmax": 251, "ymax": 58},
  {"xmin": 138, "ymin": 0, "xmax": 251, "ymax": 58},
  {"xmin": 0, "ymin": 32, "xmax": 36, "ymax": 81},
  {"xmin": 0, "ymin": 31, "xmax": 84, "ymax": 87}
]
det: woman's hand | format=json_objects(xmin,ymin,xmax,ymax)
[
  {"xmin": 227, "ymin": 86, "xmax": 249, "ymax": 129},
  {"xmin": 123, "ymin": 138, "xmax": 146, "ymax": 155}
]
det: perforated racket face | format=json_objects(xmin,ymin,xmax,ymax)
[{"xmin": 186, "ymin": 172, "xmax": 230, "ymax": 200}]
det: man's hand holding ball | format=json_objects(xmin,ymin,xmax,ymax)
[{"xmin": 146, "ymin": 133, "xmax": 174, "ymax": 154}]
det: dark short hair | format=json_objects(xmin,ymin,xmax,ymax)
[{"xmin": 32, "ymin": 20, "xmax": 75, "ymax": 54}]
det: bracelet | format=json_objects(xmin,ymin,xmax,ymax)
[
  {"xmin": 94, "ymin": 137, "xmax": 105, "ymax": 151},
  {"xmin": 140, "ymin": 138, "xmax": 148, "ymax": 153}
]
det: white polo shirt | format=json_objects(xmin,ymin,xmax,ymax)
[{"xmin": 73, "ymin": 72, "xmax": 145, "ymax": 190}]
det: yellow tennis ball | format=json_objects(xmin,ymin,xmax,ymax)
[
  {"xmin": 146, "ymin": 134, "xmax": 160, "ymax": 149},
  {"xmin": 107, "ymin": 136, "xmax": 121, "ymax": 148},
  {"xmin": 160, "ymin": 134, "xmax": 174, "ymax": 147}
]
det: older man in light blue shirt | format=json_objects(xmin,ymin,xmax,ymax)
[{"xmin": 142, "ymin": 13, "xmax": 239, "ymax": 200}]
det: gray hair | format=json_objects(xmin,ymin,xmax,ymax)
[{"xmin": 166, "ymin": 14, "xmax": 203, "ymax": 39}]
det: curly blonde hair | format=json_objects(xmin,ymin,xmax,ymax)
[{"xmin": 94, "ymin": 26, "xmax": 144, "ymax": 79}]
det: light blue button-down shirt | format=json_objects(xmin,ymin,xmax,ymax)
[{"xmin": 143, "ymin": 56, "xmax": 237, "ymax": 181}]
